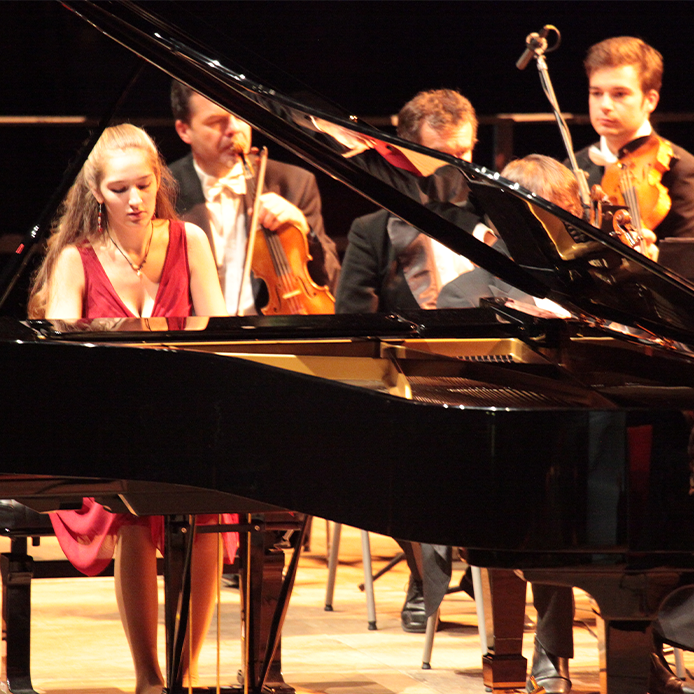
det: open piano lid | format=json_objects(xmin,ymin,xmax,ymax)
[{"xmin": 58, "ymin": 1, "xmax": 694, "ymax": 346}]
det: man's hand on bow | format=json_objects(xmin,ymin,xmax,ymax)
[{"xmin": 257, "ymin": 192, "xmax": 310, "ymax": 235}]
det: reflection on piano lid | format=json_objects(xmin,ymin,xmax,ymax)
[{"xmin": 43, "ymin": 1, "xmax": 694, "ymax": 347}]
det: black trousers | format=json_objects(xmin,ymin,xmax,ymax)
[
  {"xmin": 532, "ymin": 584, "xmax": 575, "ymax": 659},
  {"xmin": 398, "ymin": 540, "xmax": 452, "ymax": 618}
]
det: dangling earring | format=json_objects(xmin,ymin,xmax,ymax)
[{"xmin": 97, "ymin": 202, "xmax": 103, "ymax": 235}]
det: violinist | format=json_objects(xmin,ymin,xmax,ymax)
[
  {"xmin": 576, "ymin": 36, "xmax": 694, "ymax": 259},
  {"xmin": 169, "ymin": 81, "xmax": 340, "ymax": 314}
]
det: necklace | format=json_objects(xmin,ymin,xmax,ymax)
[{"xmin": 107, "ymin": 221, "xmax": 154, "ymax": 277}]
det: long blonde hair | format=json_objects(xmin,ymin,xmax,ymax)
[{"xmin": 28, "ymin": 123, "xmax": 178, "ymax": 318}]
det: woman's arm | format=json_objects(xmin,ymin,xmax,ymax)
[
  {"xmin": 44, "ymin": 246, "xmax": 85, "ymax": 319},
  {"xmin": 185, "ymin": 222, "xmax": 228, "ymax": 316}
]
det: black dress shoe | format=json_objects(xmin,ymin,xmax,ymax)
[
  {"xmin": 401, "ymin": 576, "xmax": 426, "ymax": 633},
  {"xmin": 223, "ymin": 573, "xmax": 240, "ymax": 589},
  {"xmin": 458, "ymin": 566, "xmax": 475, "ymax": 600},
  {"xmin": 649, "ymin": 650, "xmax": 694, "ymax": 694},
  {"xmin": 527, "ymin": 638, "xmax": 571, "ymax": 694}
]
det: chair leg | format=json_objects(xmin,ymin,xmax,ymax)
[
  {"xmin": 471, "ymin": 565, "xmax": 488, "ymax": 656},
  {"xmin": 324, "ymin": 522, "xmax": 341, "ymax": 611},
  {"xmin": 360, "ymin": 530, "xmax": 377, "ymax": 630},
  {"xmin": 324, "ymin": 526, "xmax": 380, "ymax": 631},
  {"xmin": 675, "ymin": 647, "xmax": 686, "ymax": 679},
  {"xmin": 421, "ymin": 566, "xmax": 487, "ymax": 671},
  {"xmin": 422, "ymin": 610, "xmax": 440, "ymax": 669}
]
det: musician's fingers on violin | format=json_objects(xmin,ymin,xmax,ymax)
[
  {"xmin": 641, "ymin": 228, "xmax": 657, "ymax": 245},
  {"xmin": 258, "ymin": 193, "xmax": 310, "ymax": 234},
  {"xmin": 638, "ymin": 228, "xmax": 659, "ymax": 261}
]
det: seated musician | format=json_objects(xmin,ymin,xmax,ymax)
[
  {"xmin": 336, "ymin": 88, "xmax": 492, "ymax": 315},
  {"xmin": 577, "ymin": 36, "xmax": 694, "ymax": 256},
  {"xmin": 169, "ymin": 81, "xmax": 340, "ymax": 315},
  {"xmin": 336, "ymin": 89, "xmax": 491, "ymax": 634},
  {"xmin": 28, "ymin": 123, "xmax": 233, "ymax": 694},
  {"xmin": 439, "ymin": 154, "xmax": 693, "ymax": 694}
]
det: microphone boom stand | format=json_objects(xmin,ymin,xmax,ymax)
[{"xmin": 522, "ymin": 27, "xmax": 591, "ymax": 208}]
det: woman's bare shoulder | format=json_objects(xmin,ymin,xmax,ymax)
[
  {"xmin": 183, "ymin": 221, "xmax": 208, "ymax": 245},
  {"xmin": 55, "ymin": 244, "xmax": 84, "ymax": 271}
]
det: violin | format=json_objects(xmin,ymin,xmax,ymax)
[
  {"xmin": 238, "ymin": 148, "xmax": 335, "ymax": 316},
  {"xmin": 597, "ymin": 133, "xmax": 674, "ymax": 250}
]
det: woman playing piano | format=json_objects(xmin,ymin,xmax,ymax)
[{"xmin": 28, "ymin": 123, "xmax": 231, "ymax": 694}]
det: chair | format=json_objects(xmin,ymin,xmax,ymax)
[
  {"xmin": 422, "ymin": 565, "xmax": 487, "ymax": 669},
  {"xmin": 323, "ymin": 522, "xmax": 404, "ymax": 630}
]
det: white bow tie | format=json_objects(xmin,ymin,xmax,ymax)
[{"xmin": 205, "ymin": 171, "xmax": 246, "ymax": 201}]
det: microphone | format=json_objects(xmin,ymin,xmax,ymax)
[{"xmin": 516, "ymin": 26, "xmax": 551, "ymax": 70}]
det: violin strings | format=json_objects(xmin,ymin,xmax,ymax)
[
  {"xmin": 265, "ymin": 230, "xmax": 302, "ymax": 312},
  {"xmin": 619, "ymin": 165, "xmax": 643, "ymax": 246}
]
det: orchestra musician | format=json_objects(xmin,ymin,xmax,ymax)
[
  {"xmin": 336, "ymin": 88, "xmax": 493, "ymax": 315},
  {"xmin": 27, "ymin": 123, "xmax": 235, "ymax": 694},
  {"xmin": 169, "ymin": 81, "xmax": 340, "ymax": 315},
  {"xmin": 438, "ymin": 155, "xmax": 576, "ymax": 315},
  {"xmin": 576, "ymin": 36, "xmax": 694, "ymax": 254},
  {"xmin": 336, "ymin": 89, "xmax": 491, "ymax": 634}
]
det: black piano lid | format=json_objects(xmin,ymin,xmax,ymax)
[{"xmin": 51, "ymin": 1, "xmax": 694, "ymax": 347}]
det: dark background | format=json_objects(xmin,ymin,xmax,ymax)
[{"xmin": 2, "ymin": 1, "xmax": 694, "ymax": 313}]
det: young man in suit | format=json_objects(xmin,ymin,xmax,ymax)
[{"xmin": 576, "ymin": 36, "xmax": 694, "ymax": 246}]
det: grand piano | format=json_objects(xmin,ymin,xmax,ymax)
[{"xmin": 3, "ymin": 3, "xmax": 694, "ymax": 694}]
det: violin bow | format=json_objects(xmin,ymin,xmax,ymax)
[{"xmin": 237, "ymin": 147, "xmax": 269, "ymax": 316}]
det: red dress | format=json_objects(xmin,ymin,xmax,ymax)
[{"xmin": 50, "ymin": 220, "xmax": 238, "ymax": 575}]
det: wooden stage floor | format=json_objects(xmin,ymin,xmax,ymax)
[{"xmin": 6, "ymin": 524, "xmax": 694, "ymax": 694}]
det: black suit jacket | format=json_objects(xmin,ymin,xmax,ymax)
[
  {"xmin": 169, "ymin": 153, "xmax": 340, "ymax": 297},
  {"xmin": 335, "ymin": 209, "xmax": 421, "ymax": 313},
  {"xmin": 335, "ymin": 204, "xmax": 483, "ymax": 314}
]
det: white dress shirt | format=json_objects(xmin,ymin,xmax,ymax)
[{"xmin": 194, "ymin": 159, "xmax": 257, "ymax": 315}]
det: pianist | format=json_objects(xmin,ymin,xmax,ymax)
[
  {"xmin": 27, "ymin": 123, "xmax": 234, "ymax": 694},
  {"xmin": 169, "ymin": 81, "xmax": 340, "ymax": 315}
]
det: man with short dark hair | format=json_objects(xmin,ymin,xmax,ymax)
[
  {"xmin": 169, "ymin": 81, "xmax": 340, "ymax": 315},
  {"xmin": 576, "ymin": 36, "xmax": 694, "ymax": 244}
]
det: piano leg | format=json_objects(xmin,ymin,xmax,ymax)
[
  {"xmin": 1, "ymin": 538, "xmax": 39, "ymax": 694},
  {"xmin": 524, "ymin": 568, "xmax": 685, "ymax": 694},
  {"xmin": 163, "ymin": 515, "xmax": 195, "ymax": 693},
  {"xmin": 480, "ymin": 568, "xmax": 528, "ymax": 691},
  {"xmin": 160, "ymin": 513, "xmax": 306, "ymax": 694},
  {"xmin": 239, "ymin": 513, "xmax": 308, "ymax": 694}
]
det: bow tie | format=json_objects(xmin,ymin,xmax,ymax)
[{"xmin": 205, "ymin": 171, "xmax": 246, "ymax": 201}]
